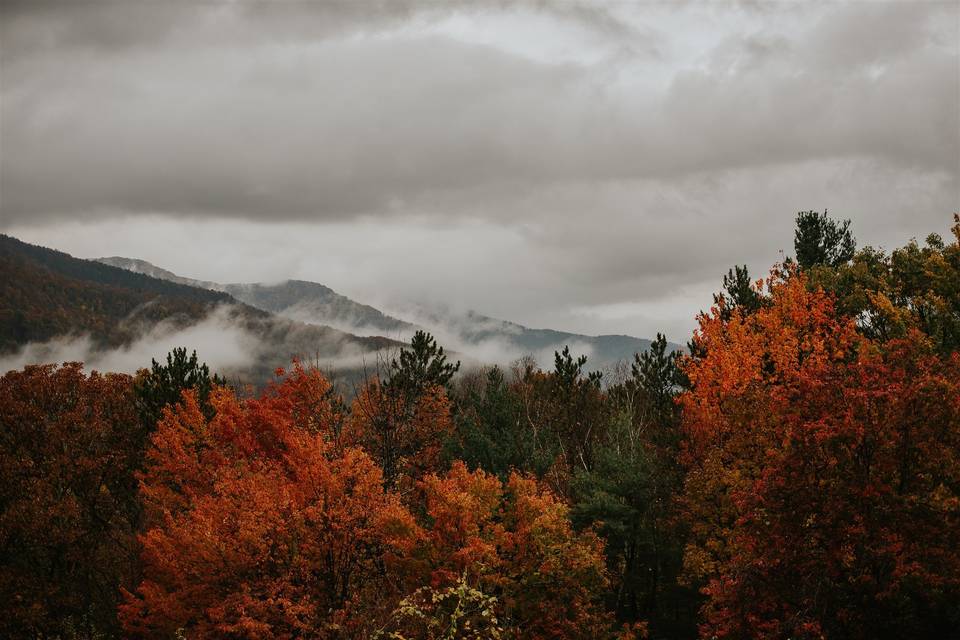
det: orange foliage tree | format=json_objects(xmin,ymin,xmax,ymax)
[
  {"xmin": 123, "ymin": 363, "xmax": 616, "ymax": 639},
  {"xmin": 346, "ymin": 379, "xmax": 454, "ymax": 490},
  {"xmin": 680, "ymin": 271, "xmax": 960, "ymax": 638},
  {"xmin": 120, "ymin": 364, "xmax": 418, "ymax": 638},
  {"xmin": 405, "ymin": 462, "xmax": 612, "ymax": 639}
]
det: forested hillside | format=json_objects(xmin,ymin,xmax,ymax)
[
  {"xmin": 96, "ymin": 257, "xmax": 416, "ymax": 336},
  {"xmin": 0, "ymin": 234, "xmax": 235, "ymax": 352},
  {"xmin": 224, "ymin": 279, "xmax": 415, "ymax": 335},
  {"xmin": 1, "ymin": 213, "xmax": 958, "ymax": 639}
]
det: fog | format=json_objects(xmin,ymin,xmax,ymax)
[{"xmin": 0, "ymin": 306, "xmax": 259, "ymax": 376}]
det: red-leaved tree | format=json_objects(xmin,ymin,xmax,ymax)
[
  {"xmin": 408, "ymin": 462, "xmax": 612, "ymax": 639},
  {"xmin": 681, "ymin": 271, "xmax": 960, "ymax": 638},
  {"xmin": 0, "ymin": 363, "xmax": 140, "ymax": 638},
  {"xmin": 120, "ymin": 364, "xmax": 418, "ymax": 638},
  {"xmin": 123, "ymin": 363, "xmax": 617, "ymax": 639}
]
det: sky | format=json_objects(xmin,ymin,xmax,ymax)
[{"xmin": 2, "ymin": 0, "xmax": 958, "ymax": 343}]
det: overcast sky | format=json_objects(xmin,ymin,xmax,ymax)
[{"xmin": 2, "ymin": 0, "xmax": 958, "ymax": 342}]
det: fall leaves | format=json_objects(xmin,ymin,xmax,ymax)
[
  {"xmin": 0, "ymin": 364, "xmax": 141, "ymax": 637},
  {"xmin": 679, "ymin": 271, "xmax": 960, "ymax": 639},
  {"xmin": 119, "ymin": 363, "xmax": 610, "ymax": 639},
  {"xmin": 3, "ymin": 216, "xmax": 959, "ymax": 639}
]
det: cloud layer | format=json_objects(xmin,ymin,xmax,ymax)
[{"xmin": 2, "ymin": 1, "xmax": 957, "ymax": 340}]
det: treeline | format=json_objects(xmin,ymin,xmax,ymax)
[{"xmin": 1, "ymin": 213, "xmax": 958, "ymax": 639}]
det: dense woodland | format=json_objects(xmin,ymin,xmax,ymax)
[{"xmin": 1, "ymin": 212, "xmax": 959, "ymax": 639}]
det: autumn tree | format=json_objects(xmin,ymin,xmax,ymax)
[
  {"xmin": 120, "ymin": 363, "xmax": 418, "ymax": 639},
  {"xmin": 408, "ymin": 462, "xmax": 614, "ymax": 640},
  {"xmin": 680, "ymin": 270, "xmax": 960, "ymax": 638},
  {"xmin": 127, "ymin": 347, "xmax": 226, "ymax": 530},
  {"xmin": 346, "ymin": 379, "xmax": 455, "ymax": 490},
  {"xmin": 123, "ymin": 363, "xmax": 618, "ymax": 639},
  {"xmin": 0, "ymin": 363, "xmax": 140, "ymax": 639},
  {"xmin": 373, "ymin": 574, "xmax": 505, "ymax": 640},
  {"xmin": 344, "ymin": 332, "xmax": 459, "ymax": 490},
  {"xmin": 680, "ymin": 271, "xmax": 860, "ymax": 621}
]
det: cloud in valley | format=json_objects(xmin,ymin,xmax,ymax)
[{"xmin": 0, "ymin": 306, "xmax": 259, "ymax": 376}]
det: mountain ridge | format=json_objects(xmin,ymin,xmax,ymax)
[
  {"xmin": 95, "ymin": 256, "xmax": 679, "ymax": 368},
  {"xmin": 1, "ymin": 236, "xmax": 404, "ymax": 384}
]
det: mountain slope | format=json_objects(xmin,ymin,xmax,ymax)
[
  {"xmin": 1, "ymin": 236, "xmax": 402, "ymax": 382},
  {"xmin": 222, "ymin": 281, "xmax": 414, "ymax": 337},
  {"xmin": 96, "ymin": 258, "xmax": 414, "ymax": 337},
  {"xmin": 1, "ymin": 235, "xmax": 234, "ymax": 352},
  {"xmin": 96, "ymin": 256, "xmax": 677, "ymax": 369},
  {"xmin": 97, "ymin": 256, "xmax": 222, "ymax": 290},
  {"xmin": 401, "ymin": 307, "xmax": 669, "ymax": 369}
]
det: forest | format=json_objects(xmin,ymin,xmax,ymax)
[{"xmin": 1, "ymin": 212, "xmax": 958, "ymax": 640}]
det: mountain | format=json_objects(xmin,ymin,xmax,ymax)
[
  {"xmin": 222, "ymin": 281, "xmax": 414, "ymax": 337},
  {"xmin": 96, "ymin": 257, "xmax": 677, "ymax": 370},
  {"xmin": 398, "ymin": 306, "xmax": 668, "ymax": 370},
  {"xmin": 97, "ymin": 258, "xmax": 414, "ymax": 338},
  {"xmin": 1, "ymin": 236, "xmax": 402, "ymax": 383},
  {"xmin": 96, "ymin": 256, "xmax": 222, "ymax": 290},
  {"xmin": 1, "ymin": 236, "xmax": 234, "ymax": 353}
]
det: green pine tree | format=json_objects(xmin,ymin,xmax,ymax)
[{"xmin": 794, "ymin": 209, "xmax": 856, "ymax": 269}]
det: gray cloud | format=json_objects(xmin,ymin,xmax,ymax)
[
  {"xmin": 1, "ymin": 1, "xmax": 957, "ymax": 341},
  {"xmin": 0, "ymin": 0, "xmax": 640, "ymax": 65},
  {"xmin": 1, "ymin": 3, "xmax": 952, "ymax": 222}
]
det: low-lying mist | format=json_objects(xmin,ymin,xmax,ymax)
[
  {"xmin": 0, "ymin": 306, "xmax": 260, "ymax": 375},
  {"xmin": 1, "ymin": 297, "xmax": 617, "ymax": 387},
  {"xmin": 273, "ymin": 299, "xmax": 605, "ymax": 373}
]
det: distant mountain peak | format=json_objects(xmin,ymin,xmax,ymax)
[
  {"xmin": 95, "ymin": 254, "xmax": 675, "ymax": 370},
  {"xmin": 96, "ymin": 256, "xmax": 223, "ymax": 291},
  {"xmin": 95, "ymin": 257, "xmax": 415, "ymax": 338},
  {"xmin": 2, "ymin": 238, "xmax": 405, "ymax": 384}
]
